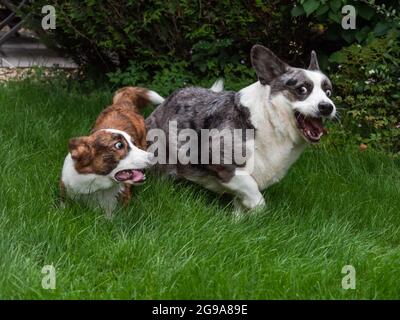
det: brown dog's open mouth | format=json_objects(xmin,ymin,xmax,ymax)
[
  {"xmin": 294, "ymin": 111, "xmax": 327, "ymax": 143},
  {"xmin": 115, "ymin": 169, "xmax": 145, "ymax": 183}
]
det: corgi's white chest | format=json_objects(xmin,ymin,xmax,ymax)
[
  {"xmin": 239, "ymin": 82, "xmax": 306, "ymax": 190},
  {"xmin": 250, "ymin": 132, "xmax": 305, "ymax": 190},
  {"xmin": 61, "ymin": 153, "xmax": 122, "ymax": 214}
]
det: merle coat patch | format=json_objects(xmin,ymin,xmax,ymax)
[{"xmin": 145, "ymin": 87, "xmax": 254, "ymax": 182}]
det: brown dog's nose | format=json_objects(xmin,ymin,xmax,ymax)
[{"xmin": 318, "ymin": 102, "xmax": 333, "ymax": 116}]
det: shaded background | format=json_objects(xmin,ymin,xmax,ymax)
[{"xmin": 3, "ymin": 0, "xmax": 400, "ymax": 153}]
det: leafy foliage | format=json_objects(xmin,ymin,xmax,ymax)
[
  {"xmin": 329, "ymin": 30, "xmax": 400, "ymax": 153},
  {"xmin": 108, "ymin": 60, "xmax": 255, "ymax": 97},
  {"xmin": 291, "ymin": 0, "xmax": 399, "ymax": 44},
  {"xmin": 23, "ymin": 0, "xmax": 320, "ymax": 74}
]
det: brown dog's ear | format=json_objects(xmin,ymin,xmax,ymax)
[
  {"xmin": 308, "ymin": 50, "xmax": 320, "ymax": 71},
  {"xmin": 68, "ymin": 137, "xmax": 93, "ymax": 167},
  {"xmin": 250, "ymin": 45, "xmax": 288, "ymax": 85}
]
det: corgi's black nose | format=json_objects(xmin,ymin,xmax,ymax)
[{"xmin": 318, "ymin": 102, "xmax": 333, "ymax": 116}]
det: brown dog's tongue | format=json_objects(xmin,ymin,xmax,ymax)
[
  {"xmin": 132, "ymin": 170, "xmax": 145, "ymax": 182},
  {"xmin": 115, "ymin": 170, "xmax": 132, "ymax": 181},
  {"xmin": 115, "ymin": 170, "xmax": 145, "ymax": 182}
]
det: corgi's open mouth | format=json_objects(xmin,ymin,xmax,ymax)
[
  {"xmin": 115, "ymin": 169, "xmax": 145, "ymax": 183},
  {"xmin": 294, "ymin": 111, "xmax": 327, "ymax": 143}
]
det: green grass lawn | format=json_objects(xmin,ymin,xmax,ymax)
[{"xmin": 1, "ymin": 79, "xmax": 400, "ymax": 299}]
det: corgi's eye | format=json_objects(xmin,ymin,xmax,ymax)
[
  {"xmin": 297, "ymin": 86, "xmax": 308, "ymax": 95},
  {"xmin": 114, "ymin": 142, "xmax": 124, "ymax": 150},
  {"xmin": 325, "ymin": 89, "xmax": 332, "ymax": 97}
]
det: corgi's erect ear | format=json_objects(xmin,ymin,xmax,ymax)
[
  {"xmin": 68, "ymin": 137, "xmax": 93, "ymax": 167},
  {"xmin": 250, "ymin": 45, "xmax": 288, "ymax": 85},
  {"xmin": 308, "ymin": 50, "xmax": 320, "ymax": 71}
]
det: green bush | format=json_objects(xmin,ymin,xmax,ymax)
[
  {"xmin": 107, "ymin": 60, "xmax": 255, "ymax": 97},
  {"xmin": 328, "ymin": 30, "xmax": 400, "ymax": 154},
  {"xmin": 23, "ymin": 0, "xmax": 319, "ymax": 74},
  {"xmin": 291, "ymin": 0, "xmax": 399, "ymax": 44},
  {"xmin": 24, "ymin": 0, "xmax": 399, "ymax": 74}
]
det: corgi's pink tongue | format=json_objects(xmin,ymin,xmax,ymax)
[
  {"xmin": 303, "ymin": 118, "xmax": 325, "ymax": 142},
  {"xmin": 115, "ymin": 169, "xmax": 145, "ymax": 182},
  {"xmin": 295, "ymin": 112, "xmax": 326, "ymax": 143}
]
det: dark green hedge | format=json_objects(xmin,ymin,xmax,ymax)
[
  {"xmin": 23, "ymin": 1, "xmax": 398, "ymax": 75},
  {"xmin": 22, "ymin": 0, "xmax": 333, "ymax": 74}
]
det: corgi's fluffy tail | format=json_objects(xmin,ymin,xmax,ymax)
[
  {"xmin": 210, "ymin": 78, "xmax": 224, "ymax": 93},
  {"xmin": 113, "ymin": 87, "xmax": 164, "ymax": 110}
]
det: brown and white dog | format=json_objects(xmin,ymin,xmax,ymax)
[{"xmin": 60, "ymin": 87, "xmax": 164, "ymax": 217}]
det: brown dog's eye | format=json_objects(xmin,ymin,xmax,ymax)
[{"xmin": 114, "ymin": 142, "xmax": 124, "ymax": 150}]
